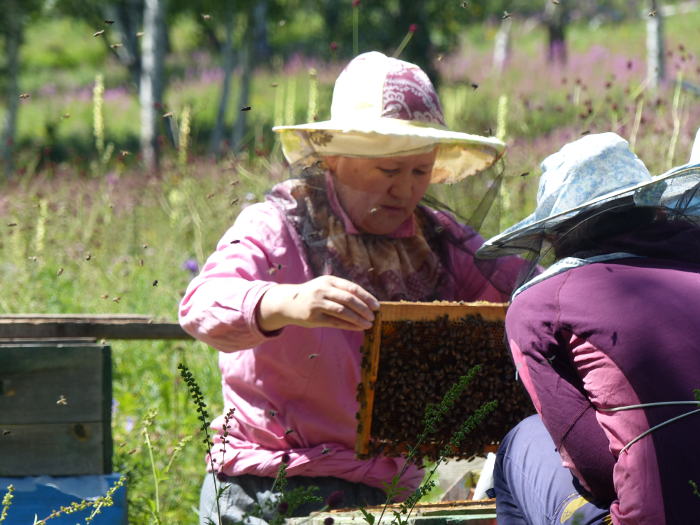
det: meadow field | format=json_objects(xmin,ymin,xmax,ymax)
[{"xmin": 1, "ymin": 9, "xmax": 700, "ymax": 523}]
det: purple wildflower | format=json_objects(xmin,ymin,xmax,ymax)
[
  {"xmin": 182, "ymin": 259, "xmax": 199, "ymax": 275},
  {"xmin": 124, "ymin": 416, "xmax": 135, "ymax": 433}
]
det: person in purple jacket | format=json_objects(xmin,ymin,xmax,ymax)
[
  {"xmin": 477, "ymin": 131, "xmax": 700, "ymax": 525},
  {"xmin": 179, "ymin": 51, "xmax": 525, "ymax": 524}
]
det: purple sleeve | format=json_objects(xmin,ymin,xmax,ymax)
[{"xmin": 506, "ymin": 283, "xmax": 616, "ymax": 503}]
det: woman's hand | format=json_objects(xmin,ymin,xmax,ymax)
[{"xmin": 256, "ymin": 276, "xmax": 380, "ymax": 332}]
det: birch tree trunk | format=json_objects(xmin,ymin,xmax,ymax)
[
  {"xmin": 492, "ymin": 17, "xmax": 512, "ymax": 74},
  {"xmin": 646, "ymin": 0, "xmax": 665, "ymax": 89},
  {"xmin": 1, "ymin": 0, "xmax": 22, "ymax": 179},
  {"xmin": 139, "ymin": 0, "xmax": 167, "ymax": 172},
  {"xmin": 210, "ymin": 7, "xmax": 236, "ymax": 157}
]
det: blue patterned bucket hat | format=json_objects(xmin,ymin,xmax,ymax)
[{"xmin": 478, "ymin": 131, "xmax": 700, "ymax": 258}]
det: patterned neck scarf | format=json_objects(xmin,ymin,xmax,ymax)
[{"xmin": 267, "ymin": 168, "xmax": 454, "ymax": 301}]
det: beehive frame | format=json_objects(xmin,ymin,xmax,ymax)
[{"xmin": 355, "ymin": 301, "xmax": 533, "ymax": 460}]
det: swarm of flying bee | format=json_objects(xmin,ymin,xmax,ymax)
[{"xmin": 357, "ymin": 313, "xmax": 533, "ymax": 462}]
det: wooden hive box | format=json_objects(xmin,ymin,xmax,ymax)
[
  {"xmin": 356, "ymin": 301, "xmax": 534, "ymax": 461},
  {"xmin": 0, "ymin": 341, "xmax": 112, "ymax": 476}
]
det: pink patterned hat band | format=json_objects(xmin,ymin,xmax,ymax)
[{"xmin": 328, "ymin": 51, "xmax": 446, "ymax": 126}]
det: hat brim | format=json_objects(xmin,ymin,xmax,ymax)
[
  {"xmin": 273, "ymin": 117, "xmax": 505, "ymax": 183},
  {"xmin": 477, "ymin": 161, "xmax": 700, "ymax": 259}
]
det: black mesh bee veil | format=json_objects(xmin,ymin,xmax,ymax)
[
  {"xmin": 475, "ymin": 163, "xmax": 700, "ymax": 298},
  {"xmin": 266, "ymin": 154, "xmax": 521, "ymax": 302}
]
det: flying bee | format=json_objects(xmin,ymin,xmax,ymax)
[
  {"xmin": 471, "ymin": 82, "xmax": 479, "ymax": 90},
  {"xmin": 62, "ymin": 113, "xmax": 71, "ymax": 119},
  {"xmin": 56, "ymin": 267, "xmax": 64, "ymax": 276},
  {"xmin": 110, "ymin": 42, "xmax": 123, "ymax": 48},
  {"xmin": 268, "ymin": 263, "xmax": 283, "ymax": 275},
  {"xmin": 93, "ymin": 29, "xmax": 105, "ymax": 37},
  {"xmin": 104, "ymin": 19, "xmax": 115, "ymax": 24},
  {"xmin": 201, "ymin": 13, "xmax": 211, "ymax": 20},
  {"xmin": 308, "ymin": 353, "xmax": 319, "ymax": 359},
  {"xmin": 56, "ymin": 395, "xmax": 68, "ymax": 406},
  {"xmin": 136, "ymin": 31, "xmax": 144, "ymax": 38},
  {"xmin": 502, "ymin": 10, "xmax": 511, "ymax": 19},
  {"xmin": 152, "ymin": 280, "xmax": 158, "ymax": 287},
  {"xmin": 162, "ymin": 111, "xmax": 173, "ymax": 118},
  {"xmin": 648, "ymin": 9, "xmax": 656, "ymax": 17},
  {"xmin": 112, "ymin": 296, "xmax": 121, "ymax": 303},
  {"xmin": 241, "ymin": 106, "xmax": 252, "ymax": 112},
  {"xmin": 85, "ymin": 252, "xmax": 92, "ymax": 261},
  {"xmin": 19, "ymin": 93, "xmax": 30, "ymax": 100},
  {"xmin": 284, "ymin": 428, "xmax": 294, "ymax": 435}
]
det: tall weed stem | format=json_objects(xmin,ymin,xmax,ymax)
[
  {"xmin": 0, "ymin": 485, "xmax": 13, "ymax": 523},
  {"xmin": 178, "ymin": 363, "xmax": 222, "ymax": 525},
  {"xmin": 142, "ymin": 409, "xmax": 161, "ymax": 523},
  {"xmin": 666, "ymin": 72, "xmax": 685, "ymax": 170},
  {"xmin": 376, "ymin": 365, "xmax": 484, "ymax": 524}
]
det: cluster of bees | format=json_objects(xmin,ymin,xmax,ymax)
[{"xmin": 357, "ymin": 313, "xmax": 534, "ymax": 462}]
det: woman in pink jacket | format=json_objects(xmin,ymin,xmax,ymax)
[{"xmin": 179, "ymin": 51, "xmax": 524, "ymax": 524}]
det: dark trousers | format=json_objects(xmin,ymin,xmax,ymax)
[
  {"xmin": 493, "ymin": 415, "xmax": 611, "ymax": 525},
  {"xmin": 199, "ymin": 472, "xmax": 386, "ymax": 525}
]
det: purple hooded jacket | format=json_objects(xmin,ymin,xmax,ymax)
[{"xmin": 505, "ymin": 222, "xmax": 700, "ymax": 524}]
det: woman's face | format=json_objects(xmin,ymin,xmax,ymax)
[{"xmin": 324, "ymin": 149, "xmax": 437, "ymax": 235}]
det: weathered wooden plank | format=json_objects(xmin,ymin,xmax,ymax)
[
  {"xmin": 0, "ymin": 315, "xmax": 190, "ymax": 340},
  {"xmin": 0, "ymin": 345, "xmax": 108, "ymax": 424},
  {"xmin": 0, "ymin": 343, "xmax": 112, "ymax": 475},
  {"xmin": 0, "ymin": 421, "xmax": 108, "ymax": 476}
]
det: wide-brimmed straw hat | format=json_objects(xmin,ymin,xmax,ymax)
[
  {"xmin": 477, "ymin": 131, "xmax": 700, "ymax": 258},
  {"xmin": 272, "ymin": 51, "xmax": 505, "ymax": 184}
]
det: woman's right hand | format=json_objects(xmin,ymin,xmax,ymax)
[{"xmin": 256, "ymin": 276, "xmax": 380, "ymax": 332}]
